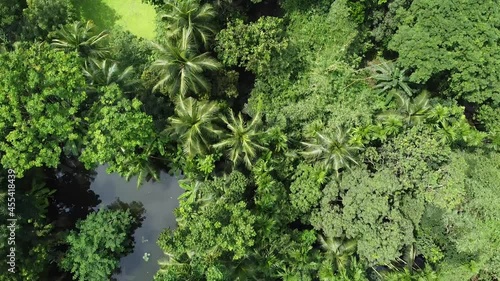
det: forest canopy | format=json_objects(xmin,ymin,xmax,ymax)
[{"xmin": 0, "ymin": 0, "xmax": 499, "ymax": 280}]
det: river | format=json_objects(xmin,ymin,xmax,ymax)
[{"xmin": 90, "ymin": 166, "xmax": 183, "ymax": 281}]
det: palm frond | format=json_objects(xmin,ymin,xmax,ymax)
[
  {"xmin": 214, "ymin": 110, "xmax": 265, "ymax": 169},
  {"xmin": 301, "ymin": 128, "xmax": 361, "ymax": 176},
  {"xmin": 51, "ymin": 21, "xmax": 110, "ymax": 59},
  {"xmin": 150, "ymin": 40, "xmax": 220, "ymax": 96},
  {"xmin": 168, "ymin": 96, "xmax": 220, "ymax": 157}
]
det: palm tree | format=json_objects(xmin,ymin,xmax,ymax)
[
  {"xmin": 168, "ymin": 95, "xmax": 221, "ymax": 157},
  {"xmin": 369, "ymin": 60, "xmax": 413, "ymax": 97},
  {"xmin": 161, "ymin": 0, "xmax": 216, "ymax": 49},
  {"xmin": 401, "ymin": 90, "xmax": 431, "ymax": 124},
  {"xmin": 157, "ymin": 249, "xmax": 193, "ymax": 279},
  {"xmin": 82, "ymin": 58, "xmax": 138, "ymax": 92},
  {"xmin": 177, "ymin": 179, "xmax": 215, "ymax": 207},
  {"xmin": 301, "ymin": 128, "xmax": 361, "ymax": 176},
  {"xmin": 318, "ymin": 234, "xmax": 358, "ymax": 271},
  {"xmin": 178, "ymin": 179, "xmax": 202, "ymax": 205},
  {"xmin": 51, "ymin": 21, "xmax": 110, "ymax": 59},
  {"xmin": 122, "ymin": 157, "xmax": 161, "ymax": 189},
  {"xmin": 378, "ymin": 90, "xmax": 431, "ymax": 126},
  {"xmin": 150, "ymin": 40, "xmax": 220, "ymax": 96},
  {"xmin": 213, "ymin": 110, "xmax": 266, "ymax": 169},
  {"xmin": 121, "ymin": 137, "xmax": 165, "ymax": 188},
  {"xmin": 378, "ymin": 244, "xmax": 438, "ymax": 281}
]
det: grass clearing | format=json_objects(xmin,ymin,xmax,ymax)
[{"xmin": 73, "ymin": 0, "xmax": 157, "ymax": 40}]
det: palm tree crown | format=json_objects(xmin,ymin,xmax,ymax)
[
  {"xmin": 214, "ymin": 110, "xmax": 266, "ymax": 169},
  {"xmin": 150, "ymin": 40, "xmax": 220, "ymax": 96},
  {"xmin": 168, "ymin": 96, "xmax": 221, "ymax": 157},
  {"xmin": 161, "ymin": 0, "xmax": 216, "ymax": 49},
  {"xmin": 301, "ymin": 128, "xmax": 361, "ymax": 176},
  {"xmin": 378, "ymin": 90, "xmax": 431, "ymax": 126},
  {"xmin": 51, "ymin": 21, "xmax": 110, "ymax": 59},
  {"xmin": 318, "ymin": 234, "xmax": 357, "ymax": 271},
  {"xmin": 370, "ymin": 60, "xmax": 413, "ymax": 97},
  {"xmin": 82, "ymin": 58, "xmax": 138, "ymax": 92}
]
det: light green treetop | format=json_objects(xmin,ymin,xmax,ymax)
[{"xmin": 0, "ymin": 43, "xmax": 86, "ymax": 177}]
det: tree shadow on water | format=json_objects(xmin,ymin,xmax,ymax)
[{"xmin": 72, "ymin": 0, "xmax": 121, "ymax": 31}]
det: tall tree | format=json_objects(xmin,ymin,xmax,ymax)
[
  {"xmin": 150, "ymin": 40, "xmax": 220, "ymax": 96},
  {"xmin": 389, "ymin": 0, "xmax": 500, "ymax": 132},
  {"xmin": 156, "ymin": 172, "xmax": 257, "ymax": 280},
  {"xmin": 301, "ymin": 128, "xmax": 362, "ymax": 176},
  {"xmin": 214, "ymin": 110, "xmax": 266, "ymax": 169},
  {"xmin": 216, "ymin": 17, "xmax": 288, "ymax": 74},
  {"xmin": 51, "ymin": 21, "xmax": 110, "ymax": 59},
  {"xmin": 168, "ymin": 96, "xmax": 221, "ymax": 157},
  {"xmin": 311, "ymin": 168, "xmax": 422, "ymax": 265},
  {"xmin": 82, "ymin": 58, "xmax": 138, "ymax": 93},
  {"xmin": 59, "ymin": 209, "xmax": 141, "ymax": 281},
  {"xmin": 0, "ymin": 43, "xmax": 86, "ymax": 177},
  {"xmin": 438, "ymin": 152, "xmax": 500, "ymax": 280},
  {"xmin": 160, "ymin": 0, "xmax": 216, "ymax": 49},
  {"xmin": 79, "ymin": 85, "xmax": 158, "ymax": 183}
]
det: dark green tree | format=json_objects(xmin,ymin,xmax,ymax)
[
  {"xmin": 59, "ymin": 209, "xmax": 140, "ymax": 281},
  {"xmin": 0, "ymin": 170, "xmax": 55, "ymax": 280},
  {"xmin": 0, "ymin": 0, "xmax": 23, "ymax": 47},
  {"xmin": 22, "ymin": 0, "xmax": 75, "ymax": 40}
]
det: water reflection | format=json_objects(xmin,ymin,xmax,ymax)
[
  {"xmin": 47, "ymin": 159, "xmax": 100, "ymax": 231},
  {"xmin": 91, "ymin": 166, "xmax": 182, "ymax": 281}
]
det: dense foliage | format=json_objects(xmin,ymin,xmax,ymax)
[
  {"xmin": 1, "ymin": 0, "xmax": 499, "ymax": 280},
  {"xmin": 60, "ymin": 207, "xmax": 144, "ymax": 281}
]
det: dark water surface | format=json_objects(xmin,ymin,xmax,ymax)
[{"xmin": 90, "ymin": 166, "xmax": 182, "ymax": 281}]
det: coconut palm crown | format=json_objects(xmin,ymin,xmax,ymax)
[
  {"xmin": 214, "ymin": 110, "xmax": 266, "ymax": 169},
  {"xmin": 378, "ymin": 90, "xmax": 431, "ymax": 126},
  {"xmin": 161, "ymin": 0, "xmax": 216, "ymax": 49},
  {"xmin": 82, "ymin": 58, "xmax": 138, "ymax": 92},
  {"xmin": 150, "ymin": 39, "xmax": 220, "ymax": 96},
  {"xmin": 168, "ymin": 95, "xmax": 221, "ymax": 157},
  {"xmin": 51, "ymin": 21, "xmax": 110, "ymax": 59},
  {"xmin": 370, "ymin": 60, "xmax": 413, "ymax": 97},
  {"xmin": 301, "ymin": 127, "xmax": 362, "ymax": 176}
]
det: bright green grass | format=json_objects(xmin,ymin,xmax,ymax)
[{"xmin": 73, "ymin": 0, "xmax": 157, "ymax": 40}]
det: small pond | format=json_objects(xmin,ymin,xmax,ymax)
[{"xmin": 90, "ymin": 166, "xmax": 183, "ymax": 281}]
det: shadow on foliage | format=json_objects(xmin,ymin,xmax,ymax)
[
  {"xmin": 248, "ymin": 0, "xmax": 284, "ymax": 21},
  {"xmin": 279, "ymin": 0, "xmax": 333, "ymax": 13},
  {"xmin": 72, "ymin": 0, "xmax": 121, "ymax": 31}
]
